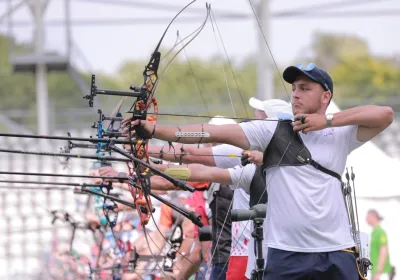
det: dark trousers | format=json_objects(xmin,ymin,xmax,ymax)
[
  {"xmin": 211, "ymin": 262, "xmax": 229, "ymax": 280},
  {"xmin": 263, "ymin": 248, "xmax": 359, "ymax": 280}
]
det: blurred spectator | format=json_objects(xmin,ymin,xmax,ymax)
[{"xmin": 366, "ymin": 209, "xmax": 393, "ymax": 280}]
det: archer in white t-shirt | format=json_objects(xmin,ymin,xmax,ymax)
[
  {"xmin": 145, "ymin": 100, "xmax": 288, "ymax": 280},
  {"xmin": 211, "ymin": 144, "xmax": 263, "ymax": 279},
  {"xmin": 153, "ymin": 157, "xmax": 267, "ymax": 279},
  {"xmin": 146, "ymin": 141, "xmax": 256, "ymax": 279},
  {"xmin": 125, "ymin": 63, "xmax": 393, "ymax": 279}
]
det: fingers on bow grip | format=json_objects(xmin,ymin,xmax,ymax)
[
  {"xmin": 241, "ymin": 151, "xmax": 251, "ymax": 166},
  {"xmin": 134, "ymin": 120, "xmax": 153, "ymax": 140}
]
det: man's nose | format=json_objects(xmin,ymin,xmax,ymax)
[{"xmin": 292, "ymin": 89, "xmax": 300, "ymax": 99}]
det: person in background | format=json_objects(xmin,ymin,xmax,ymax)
[{"xmin": 366, "ymin": 209, "xmax": 392, "ymax": 280}]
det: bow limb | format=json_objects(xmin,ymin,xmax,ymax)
[
  {"xmin": 151, "ymin": 0, "xmax": 198, "ymax": 63},
  {"xmin": 121, "ymin": 1, "xmax": 208, "ymax": 278},
  {"xmin": 163, "ymin": 23, "xmax": 206, "ymax": 61},
  {"xmin": 125, "ymin": 0, "xmax": 206, "ymax": 226},
  {"xmin": 154, "ymin": 4, "xmax": 211, "ymax": 96}
]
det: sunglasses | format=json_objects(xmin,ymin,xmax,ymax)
[{"xmin": 296, "ymin": 63, "xmax": 331, "ymax": 92}]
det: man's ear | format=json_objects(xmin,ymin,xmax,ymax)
[{"xmin": 322, "ymin": 91, "xmax": 332, "ymax": 105}]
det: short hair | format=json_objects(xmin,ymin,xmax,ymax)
[{"xmin": 368, "ymin": 209, "xmax": 383, "ymax": 221}]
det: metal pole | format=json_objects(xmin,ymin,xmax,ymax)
[
  {"xmin": 256, "ymin": 0, "xmax": 274, "ymax": 100},
  {"xmin": 65, "ymin": 0, "xmax": 71, "ymax": 60},
  {"xmin": 34, "ymin": 0, "xmax": 50, "ymax": 135},
  {"xmin": 0, "ymin": 0, "xmax": 24, "ymax": 24},
  {"xmin": 7, "ymin": 0, "xmax": 13, "ymax": 56}
]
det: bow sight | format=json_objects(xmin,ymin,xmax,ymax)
[{"xmin": 84, "ymin": 75, "xmax": 148, "ymax": 108}]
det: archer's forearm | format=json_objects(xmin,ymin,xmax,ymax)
[
  {"xmin": 148, "ymin": 143, "xmax": 185, "ymax": 162},
  {"xmin": 153, "ymin": 124, "xmax": 216, "ymax": 144},
  {"xmin": 150, "ymin": 175, "xmax": 180, "ymax": 191},
  {"xmin": 331, "ymin": 105, "xmax": 393, "ymax": 129},
  {"xmin": 153, "ymin": 123, "xmax": 250, "ymax": 149},
  {"xmin": 149, "ymin": 144, "xmax": 216, "ymax": 166},
  {"xmin": 176, "ymin": 239, "xmax": 202, "ymax": 279},
  {"xmin": 155, "ymin": 164, "xmax": 232, "ymax": 184}
]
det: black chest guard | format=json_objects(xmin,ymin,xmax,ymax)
[
  {"xmin": 262, "ymin": 120, "xmax": 342, "ymax": 182},
  {"xmin": 209, "ymin": 184, "xmax": 233, "ymax": 264},
  {"xmin": 249, "ymin": 166, "xmax": 267, "ymax": 207}
]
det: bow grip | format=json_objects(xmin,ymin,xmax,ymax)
[
  {"xmin": 135, "ymin": 124, "xmax": 153, "ymax": 140},
  {"xmin": 132, "ymin": 117, "xmax": 154, "ymax": 140}
]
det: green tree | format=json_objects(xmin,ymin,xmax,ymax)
[
  {"xmin": 308, "ymin": 32, "xmax": 369, "ymax": 69},
  {"xmin": 296, "ymin": 32, "xmax": 400, "ymax": 103},
  {"xmin": 330, "ymin": 55, "xmax": 400, "ymax": 101}
]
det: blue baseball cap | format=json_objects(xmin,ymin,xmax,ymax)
[{"xmin": 283, "ymin": 63, "xmax": 333, "ymax": 94}]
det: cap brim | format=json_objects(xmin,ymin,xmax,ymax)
[
  {"xmin": 283, "ymin": 66, "xmax": 319, "ymax": 84},
  {"xmin": 249, "ymin": 97, "xmax": 264, "ymax": 111}
]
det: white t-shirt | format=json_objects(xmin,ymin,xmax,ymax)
[
  {"xmin": 212, "ymin": 144, "xmax": 252, "ymax": 257},
  {"xmin": 236, "ymin": 120, "xmax": 364, "ymax": 253},
  {"xmin": 227, "ymin": 164, "xmax": 268, "ymax": 278}
]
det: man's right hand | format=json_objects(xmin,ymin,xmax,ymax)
[{"xmin": 241, "ymin": 150, "xmax": 263, "ymax": 166}]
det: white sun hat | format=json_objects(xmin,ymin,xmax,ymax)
[
  {"xmin": 249, "ymin": 97, "xmax": 292, "ymax": 118},
  {"xmin": 208, "ymin": 115, "xmax": 237, "ymax": 125}
]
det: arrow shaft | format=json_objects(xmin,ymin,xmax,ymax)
[
  {"xmin": 111, "ymin": 146, "xmax": 195, "ymax": 192},
  {"xmin": 0, "ymin": 148, "xmax": 128, "ymax": 162},
  {"xmin": 0, "ymin": 180, "xmax": 80, "ymax": 186},
  {"xmin": 0, "ymin": 171, "xmax": 129, "ymax": 180},
  {"xmin": 0, "ymin": 133, "xmax": 138, "ymax": 144}
]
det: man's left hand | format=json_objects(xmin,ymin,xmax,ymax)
[
  {"xmin": 293, "ymin": 114, "xmax": 327, "ymax": 133},
  {"xmin": 98, "ymin": 166, "xmax": 120, "ymax": 182}
]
